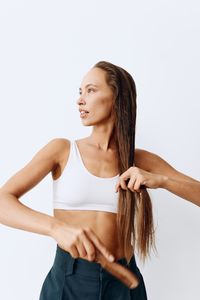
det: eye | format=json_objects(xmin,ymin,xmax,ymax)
[
  {"xmin": 87, "ymin": 88, "xmax": 95, "ymax": 93},
  {"xmin": 79, "ymin": 88, "xmax": 95, "ymax": 95}
]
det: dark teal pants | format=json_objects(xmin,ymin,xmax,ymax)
[{"xmin": 39, "ymin": 244, "xmax": 148, "ymax": 300}]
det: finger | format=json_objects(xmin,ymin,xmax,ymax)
[
  {"xmin": 115, "ymin": 181, "xmax": 122, "ymax": 192},
  {"xmin": 85, "ymin": 229, "xmax": 115, "ymax": 262},
  {"xmin": 115, "ymin": 169, "xmax": 133, "ymax": 192},
  {"xmin": 76, "ymin": 241, "xmax": 88, "ymax": 258},
  {"xmin": 81, "ymin": 234, "xmax": 97, "ymax": 261},
  {"xmin": 133, "ymin": 177, "xmax": 142, "ymax": 192},
  {"xmin": 119, "ymin": 176, "xmax": 129, "ymax": 190},
  {"xmin": 127, "ymin": 176, "xmax": 137, "ymax": 192},
  {"xmin": 115, "ymin": 182, "xmax": 119, "ymax": 192},
  {"xmin": 69, "ymin": 245, "xmax": 79, "ymax": 259}
]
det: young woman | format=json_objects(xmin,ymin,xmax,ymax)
[{"xmin": 0, "ymin": 61, "xmax": 199, "ymax": 300}]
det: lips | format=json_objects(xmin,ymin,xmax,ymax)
[{"xmin": 79, "ymin": 109, "xmax": 89, "ymax": 113}]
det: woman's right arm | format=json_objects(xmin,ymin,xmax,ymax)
[
  {"xmin": 0, "ymin": 138, "xmax": 66, "ymax": 236},
  {"xmin": 0, "ymin": 139, "xmax": 115, "ymax": 263}
]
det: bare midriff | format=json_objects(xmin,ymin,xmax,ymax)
[
  {"xmin": 53, "ymin": 138, "xmax": 127, "ymax": 260},
  {"xmin": 53, "ymin": 209, "xmax": 125, "ymax": 260}
]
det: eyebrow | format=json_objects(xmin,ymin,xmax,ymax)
[{"xmin": 79, "ymin": 83, "xmax": 99, "ymax": 91}]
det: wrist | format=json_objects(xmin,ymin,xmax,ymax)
[
  {"xmin": 49, "ymin": 218, "xmax": 66, "ymax": 239},
  {"xmin": 160, "ymin": 175, "xmax": 169, "ymax": 189}
]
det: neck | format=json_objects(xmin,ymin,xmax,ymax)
[{"xmin": 87, "ymin": 126, "xmax": 117, "ymax": 152}]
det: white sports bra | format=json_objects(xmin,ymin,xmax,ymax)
[{"xmin": 53, "ymin": 140, "xmax": 120, "ymax": 213}]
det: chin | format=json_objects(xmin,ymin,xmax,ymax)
[
  {"xmin": 82, "ymin": 124, "xmax": 92, "ymax": 127},
  {"xmin": 81, "ymin": 121, "xmax": 93, "ymax": 126}
]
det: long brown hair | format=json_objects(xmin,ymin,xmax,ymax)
[{"xmin": 93, "ymin": 61, "xmax": 155, "ymax": 263}]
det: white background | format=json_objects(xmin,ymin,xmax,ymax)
[{"xmin": 0, "ymin": 1, "xmax": 200, "ymax": 299}]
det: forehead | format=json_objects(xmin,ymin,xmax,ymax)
[{"xmin": 80, "ymin": 67, "xmax": 107, "ymax": 88}]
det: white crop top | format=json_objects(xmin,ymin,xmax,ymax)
[{"xmin": 53, "ymin": 140, "xmax": 120, "ymax": 213}]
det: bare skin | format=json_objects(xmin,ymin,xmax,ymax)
[
  {"xmin": 53, "ymin": 137, "xmax": 124, "ymax": 260},
  {"xmin": 0, "ymin": 66, "xmax": 199, "ymax": 266},
  {"xmin": 0, "ymin": 67, "xmax": 128, "ymax": 263}
]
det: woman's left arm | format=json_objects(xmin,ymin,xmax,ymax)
[{"xmin": 115, "ymin": 149, "xmax": 200, "ymax": 207}]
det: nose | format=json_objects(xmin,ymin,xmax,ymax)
[{"xmin": 76, "ymin": 96, "xmax": 86, "ymax": 106}]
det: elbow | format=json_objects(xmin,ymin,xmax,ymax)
[
  {"xmin": 0, "ymin": 188, "xmax": 5, "ymax": 201},
  {"xmin": 0, "ymin": 189, "xmax": 15, "ymax": 203},
  {"xmin": 0, "ymin": 188, "xmax": 8, "ymax": 199}
]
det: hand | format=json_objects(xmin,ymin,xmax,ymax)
[
  {"xmin": 51, "ymin": 220, "xmax": 139, "ymax": 289},
  {"xmin": 50, "ymin": 220, "xmax": 115, "ymax": 263},
  {"xmin": 115, "ymin": 166, "xmax": 167, "ymax": 193}
]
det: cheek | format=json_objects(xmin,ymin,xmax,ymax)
[
  {"xmin": 100, "ymin": 95, "xmax": 113, "ymax": 109},
  {"xmin": 90, "ymin": 93, "xmax": 114, "ymax": 116},
  {"xmin": 98, "ymin": 100, "xmax": 112, "ymax": 115},
  {"xmin": 90, "ymin": 97, "xmax": 105, "ymax": 112},
  {"xmin": 103, "ymin": 99, "xmax": 114, "ymax": 115}
]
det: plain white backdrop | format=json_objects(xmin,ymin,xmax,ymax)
[{"xmin": 0, "ymin": 1, "xmax": 200, "ymax": 299}]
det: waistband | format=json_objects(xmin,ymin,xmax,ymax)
[{"xmin": 52, "ymin": 244, "xmax": 138, "ymax": 279}]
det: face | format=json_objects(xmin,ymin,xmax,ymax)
[{"xmin": 77, "ymin": 67, "xmax": 115, "ymax": 126}]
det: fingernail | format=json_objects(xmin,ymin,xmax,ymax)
[{"xmin": 109, "ymin": 255, "xmax": 115, "ymax": 262}]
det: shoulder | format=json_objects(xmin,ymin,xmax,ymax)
[
  {"xmin": 134, "ymin": 148, "xmax": 163, "ymax": 172},
  {"xmin": 0, "ymin": 138, "xmax": 71, "ymax": 198},
  {"xmin": 47, "ymin": 137, "xmax": 70, "ymax": 151},
  {"xmin": 45, "ymin": 137, "xmax": 71, "ymax": 164},
  {"xmin": 32, "ymin": 138, "xmax": 71, "ymax": 169}
]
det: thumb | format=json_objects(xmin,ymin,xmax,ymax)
[{"xmin": 115, "ymin": 182, "xmax": 119, "ymax": 193}]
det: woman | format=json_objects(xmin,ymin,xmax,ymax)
[{"xmin": 0, "ymin": 61, "xmax": 199, "ymax": 300}]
